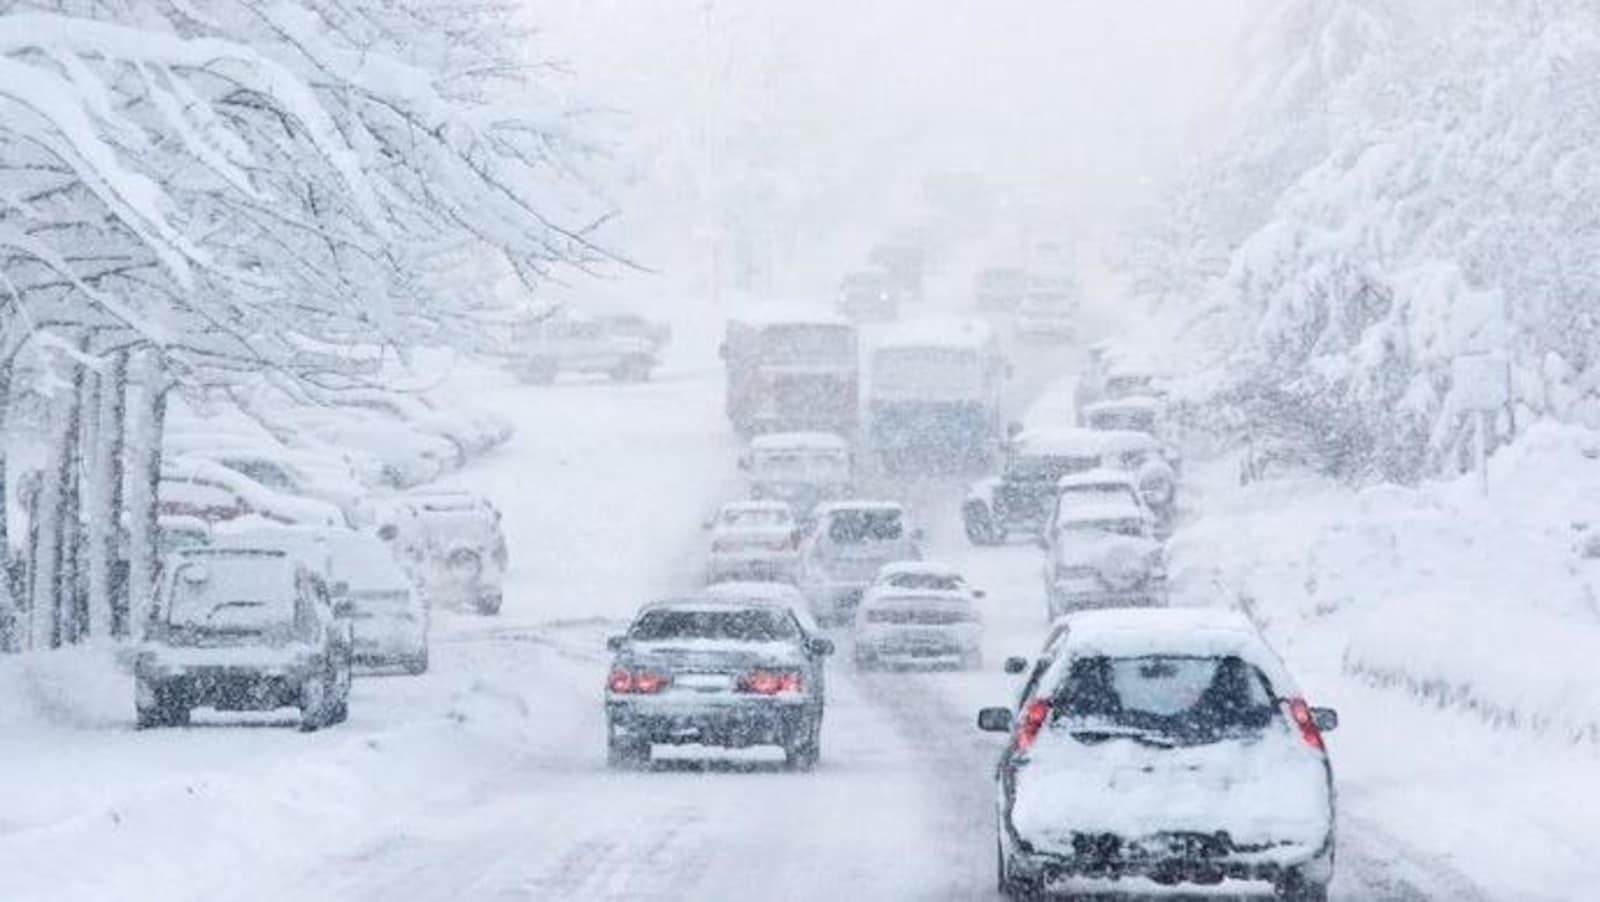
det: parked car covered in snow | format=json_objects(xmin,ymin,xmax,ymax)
[
  {"xmin": 1043, "ymin": 499, "xmax": 1166, "ymax": 619},
  {"xmin": 963, "ymin": 428, "xmax": 1144, "ymax": 546},
  {"xmin": 854, "ymin": 587, "xmax": 983, "ymax": 671},
  {"xmin": 275, "ymin": 405, "xmax": 458, "ymax": 488},
  {"xmin": 382, "ymin": 490, "xmax": 507, "ymax": 615},
  {"xmin": 515, "ymin": 310, "xmax": 660, "ymax": 384},
  {"xmin": 604, "ymin": 598, "xmax": 834, "ymax": 770},
  {"xmin": 134, "ymin": 547, "xmax": 353, "ymax": 730},
  {"xmin": 325, "ymin": 387, "xmax": 514, "ymax": 458},
  {"xmin": 979, "ymin": 608, "xmax": 1338, "ymax": 901},
  {"xmin": 704, "ymin": 500, "xmax": 801, "ymax": 584},
  {"xmin": 212, "ymin": 523, "xmax": 428, "ymax": 673},
  {"xmin": 796, "ymin": 501, "xmax": 923, "ymax": 625},
  {"xmin": 742, "ymin": 431, "xmax": 853, "ymax": 516},
  {"xmin": 160, "ymin": 457, "xmax": 346, "ymax": 527},
  {"xmin": 169, "ymin": 439, "xmax": 373, "ymax": 526}
]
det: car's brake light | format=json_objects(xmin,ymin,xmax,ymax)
[
  {"xmin": 738, "ymin": 669, "xmax": 802, "ymax": 695},
  {"xmin": 608, "ymin": 668, "xmax": 670, "ymax": 694},
  {"xmin": 1015, "ymin": 699, "xmax": 1051, "ymax": 754},
  {"xmin": 1288, "ymin": 698, "xmax": 1326, "ymax": 752}
]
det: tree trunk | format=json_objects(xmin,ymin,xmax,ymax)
[
  {"xmin": 124, "ymin": 349, "xmax": 168, "ymax": 634},
  {"xmin": 56, "ymin": 345, "xmax": 88, "ymax": 644},
  {"xmin": 84, "ymin": 350, "xmax": 130, "ymax": 638},
  {"xmin": 28, "ymin": 391, "xmax": 69, "ymax": 650},
  {"xmin": 0, "ymin": 358, "xmax": 13, "ymax": 652}
]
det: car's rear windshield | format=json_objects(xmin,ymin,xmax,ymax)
[
  {"xmin": 166, "ymin": 558, "xmax": 297, "ymax": 630},
  {"xmin": 1011, "ymin": 454, "xmax": 1100, "ymax": 481},
  {"xmin": 1052, "ymin": 655, "xmax": 1277, "ymax": 743},
  {"xmin": 1057, "ymin": 517, "xmax": 1145, "ymax": 538},
  {"xmin": 630, "ymin": 608, "xmax": 798, "ymax": 643},
  {"xmin": 885, "ymin": 573, "xmax": 962, "ymax": 591},
  {"xmin": 827, "ymin": 509, "xmax": 903, "ymax": 543},
  {"xmin": 864, "ymin": 597, "xmax": 973, "ymax": 625}
]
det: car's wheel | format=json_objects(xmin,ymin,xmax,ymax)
[
  {"xmin": 963, "ymin": 502, "xmax": 999, "ymax": 546},
  {"xmin": 784, "ymin": 717, "xmax": 821, "ymax": 771},
  {"xmin": 1275, "ymin": 872, "xmax": 1330, "ymax": 902},
  {"xmin": 522, "ymin": 358, "xmax": 557, "ymax": 384},
  {"xmin": 610, "ymin": 356, "xmax": 653, "ymax": 382},
  {"xmin": 997, "ymin": 845, "xmax": 1043, "ymax": 900},
  {"xmin": 475, "ymin": 593, "xmax": 503, "ymax": 616},
  {"xmin": 299, "ymin": 670, "xmax": 331, "ymax": 732},
  {"xmin": 330, "ymin": 698, "xmax": 350, "ymax": 724},
  {"xmin": 137, "ymin": 681, "xmax": 188, "ymax": 729},
  {"xmin": 606, "ymin": 723, "xmax": 650, "ymax": 769},
  {"xmin": 404, "ymin": 648, "xmax": 430, "ymax": 675}
]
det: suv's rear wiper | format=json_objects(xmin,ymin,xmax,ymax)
[{"xmin": 1069, "ymin": 725, "xmax": 1176, "ymax": 748}]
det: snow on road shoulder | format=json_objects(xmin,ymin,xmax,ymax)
[{"xmin": 1166, "ymin": 422, "xmax": 1600, "ymax": 901}]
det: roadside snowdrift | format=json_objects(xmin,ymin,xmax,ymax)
[{"xmin": 1172, "ymin": 421, "xmax": 1600, "ymax": 746}]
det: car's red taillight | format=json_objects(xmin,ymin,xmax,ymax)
[
  {"xmin": 608, "ymin": 668, "xmax": 670, "ymax": 694},
  {"xmin": 1015, "ymin": 699, "xmax": 1052, "ymax": 754},
  {"xmin": 1288, "ymin": 698, "xmax": 1326, "ymax": 752},
  {"xmin": 738, "ymin": 669, "xmax": 802, "ymax": 695}
]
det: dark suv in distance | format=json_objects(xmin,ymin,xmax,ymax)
[
  {"xmin": 604, "ymin": 598, "xmax": 834, "ymax": 770},
  {"xmin": 134, "ymin": 547, "xmax": 354, "ymax": 731}
]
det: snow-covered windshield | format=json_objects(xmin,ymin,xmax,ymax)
[
  {"xmin": 1009, "ymin": 454, "xmax": 1100, "ymax": 481},
  {"xmin": 759, "ymin": 324, "xmax": 853, "ymax": 367},
  {"xmin": 750, "ymin": 450, "xmax": 848, "ymax": 482},
  {"xmin": 629, "ymin": 608, "xmax": 798, "ymax": 643},
  {"xmin": 864, "ymin": 598, "xmax": 974, "ymax": 625},
  {"xmin": 873, "ymin": 347, "xmax": 982, "ymax": 396},
  {"xmin": 1089, "ymin": 408, "xmax": 1157, "ymax": 433},
  {"xmin": 826, "ymin": 509, "xmax": 904, "ymax": 543},
  {"xmin": 1058, "ymin": 518, "xmax": 1146, "ymax": 538},
  {"xmin": 1054, "ymin": 655, "xmax": 1277, "ymax": 741},
  {"xmin": 166, "ymin": 559, "xmax": 297, "ymax": 631}
]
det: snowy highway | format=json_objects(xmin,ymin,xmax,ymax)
[
  {"xmin": 247, "ymin": 347, "xmax": 1496, "ymax": 902},
  {"xmin": 1, "ymin": 344, "xmax": 1583, "ymax": 901}
]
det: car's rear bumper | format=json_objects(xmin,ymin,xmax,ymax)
[
  {"xmin": 608, "ymin": 696, "xmax": 815, "ymax": 748},
  {"xmin": 352, "ymin": 633, "xmax": 427, "ymax": 666},
  {"xmin": 856, "ymin": 627, "xmax": 979, "ymax": 662},
  {"xmin": 1007, "ymin": 830, "xmax": 1334, "ymax": 888}
]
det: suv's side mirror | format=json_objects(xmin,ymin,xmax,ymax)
[
  {"xmin": 605, "ymin": 635, "xmax": 626, "ymax": 653},
  {"xmin": 1311, "ymin": 706, "xmax": 1339, "ymax": 733},
  {"xmin": 1002, "ymin": 656, "xmax": 1029, "ymax": 675},
  {"xmin": 807, "ymin": 636, "xmax": 835, "ymax": 657},
  {"xmin": 377, "ymin": 523, "xmax": 399, "ymax": 542},
  {"xmin": 977, "ymin": 707, "xmax": 1013, "ymax": 733},
  {"xmin": 973, "ymin": 589, "xmax": 987, "ymax": 600}
]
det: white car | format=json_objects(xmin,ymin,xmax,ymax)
[
  {"xmin": 1044, "ymin": 499, "xmax": 1166, "ymax": 619},
  {"xmin": 979, "ymin": 608, "xmax": 1339, "ymax": 901},
  {"xmin": 382, "ymin": 490, "xmax": 507, "ymax": 615},
  {"xmin": 796, "ymin": 501, "xmax": 923, "ymax": 625},
  {"xmin": 324, "ymin": 388, "xmax": 513, "ymax": 458},
  {"xmin": 854, "ymin": 588, "xmax": 983, "ymax": 671},
  {"xmin": 213, "ymin": 523, "xmax": 429, "ymax": 674},
  {"xmin": 160, "ymin": 457, "xmax": 346, "ymax": 527},
  {"xmin": 169, "ymin": 439, "xmax": 373, "ymax": 526},
  {"xmin": 704, "ymin": 500, "xmax": 800, "ymax": 583},
  {"xmin": 276, "ymin": 406, "xmax": 458, "ymax": 488},
  {"xmin": 742, "ymin": 431, "xmax": 853, "ymax": 516},
  {"xmin": 516, "ymin": 312, "xmax": 660, "ymax": 384}
]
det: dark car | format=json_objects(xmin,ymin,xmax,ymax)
[
  {"xmin": 134, "ymin": 547, "xmax": 353, "ymax": 731},
  {"xmin": 604, "ymin": 599, "xmax": 834, "ymax": 770}
]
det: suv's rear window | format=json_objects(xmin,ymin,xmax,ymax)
[
  {"xmin": 827, "ymin": 509, "xmax": 903, "ymax": 543},
  {"xmin": 630, "ymin": 608, "xmax": 798, "ymax": 643},
  {"xmin": 1053, "ymin": 655, "xmax": 1277, "ymax": 742},
  {"xmin": 167, "ymin": 558, "xmax": 298, "ymax": 630}
]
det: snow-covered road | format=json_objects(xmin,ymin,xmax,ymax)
[{"xmin": 0, "ymin": 332, "xmax": 1558, "ymax": 901}]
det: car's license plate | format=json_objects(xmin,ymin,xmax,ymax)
[{"xmin": 675, "ymin": 672, "xmax": 732, "ymax": 692}]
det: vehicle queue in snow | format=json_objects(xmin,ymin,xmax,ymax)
[{"xmin": 599, "ymin": 254, "xmax": 1340, "ymax": 901}]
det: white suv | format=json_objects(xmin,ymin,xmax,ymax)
[{"xmin": 979, "ymin": 608, "xmax": 1338, "ymax": 901}]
